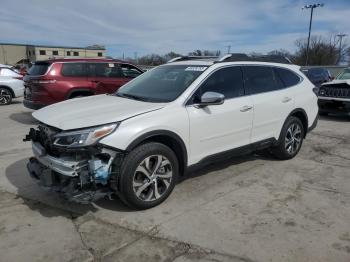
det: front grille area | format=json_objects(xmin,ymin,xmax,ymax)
[
  {"xmin": 38, "ymin": 124, "xmax": 61, "ymax": 156},
  {"xmin": 319, "ymin": 84, "xmax": 350, "ymax": 99}
]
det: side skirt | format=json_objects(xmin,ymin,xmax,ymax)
[{"xmin": 185, "ymin": 138, "xmax": 277, "ymax": 174}]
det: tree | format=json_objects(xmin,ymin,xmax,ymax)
[
  {"xmin": 188, "ymin": 50, "xmax": 220, "ymax": 56},
  {"xmin": 268, "ymin": 49, "xmax": 292, "ymax": 59},
  {"xmin": 163, "ymin": 52, "xmax": 182, "ymax": 61},
  {"xmin": 137, "ymin": 54, "xmax": 165, "ymax": 66},
  {"xmin": 292, "ymin": 35, "xmax": 348, "ymax": 65}
]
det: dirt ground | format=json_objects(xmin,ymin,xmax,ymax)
[{"xmin": 0, "ymin": 98, "xmax": 350, "ymax": 262}]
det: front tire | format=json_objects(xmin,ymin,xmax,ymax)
[
  {"xmin": 118, "ymin": 142, "xmax": 179, "ymax": 209},
  {"xmin": 0, "ymin": 87, "xmax": 12, "ymax": 105},
  {"xmin": 271, "ymin": 116, "xmax": 304, "ymax": 160}
]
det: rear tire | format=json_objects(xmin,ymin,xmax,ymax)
[
  {"xmin": 118, "ymin": 142, "xmax": 179, "ymax": 209},
  {"xmin": 271, "ymin": 116, "xmax": 305, "ymax": 160},
  {"xmin": 0, "ymin": 87, "xmax": 12, "ymax": 105}
]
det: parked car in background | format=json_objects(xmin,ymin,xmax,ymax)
[
  {"xmin": 0, "ymin": 66, "xmax": 24, "ymax": 105},
  {"xmin": 23, "ymin": 58, "xmax": 143, "ymax": 109},
  {"xmin": 25, "ymin": 57, "xmax": 318, "ymax": 209},
  {"xmin": 301, "ymin": 67, "xmax": 333, "ymax": 87},
  {"xmin": 317, "ymin": 67, "xmax": 350, "ymax": 116}
]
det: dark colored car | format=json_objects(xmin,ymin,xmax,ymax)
[
  {"xmin": 23, "ymin": 58, "xmax": 143, "ymax": 109},
  {"xmin": 301, "ymin": 67, "xmax": 333, "ymax": 87}
]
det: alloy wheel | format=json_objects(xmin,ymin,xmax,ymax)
[
  {"xmin": 285, "ymin": 123, "xmax": 302, "ymax": 154},
  {"xmin": 0, "ymin": 89, "xmax": 11, "ymax": 105},
  {"xmin": 132, "ymin": 155, "xmax": 173, "ymax": 202}
]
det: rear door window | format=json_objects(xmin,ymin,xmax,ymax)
[
  {"xmin": 244, "ymin": 66, "xmax": 280, "ymax": 95},
  {"xmin": 274, "ymin": 68, "xmax": 301, "ymax": 87},
  {"xmin": 28, "ymin": 62, "xmax": 51, "ymax": 75},
  {"xmin": 61, "ymin": 63, "xmax": 87, "ymax": 77},
  {"xmin": 88, "ymin": 63, "xmax": 123, "ymax": 78}
]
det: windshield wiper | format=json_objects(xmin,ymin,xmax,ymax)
[{"xmin": 115, "ymin": 93, "xmax": 149, "ymax": 101}]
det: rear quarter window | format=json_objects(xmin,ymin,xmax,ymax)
[
  {"xmin": 61, "ymin": 63, "xmax": 87, "ymax": 77},
  {"xmin": 275, "ymin": 68, "xmax": 301, "ymax": 87}
]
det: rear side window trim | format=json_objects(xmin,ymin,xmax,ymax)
[
  {"xmin": 243, "ymin": 65, "xmax": 303, "ymax": 96},
  {"xmin": 61, "ymin": 62, "xmax": 88, "ymax": 77}
]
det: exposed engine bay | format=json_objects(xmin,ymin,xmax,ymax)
[{"xmin": 24, "ymin": 124, "xmax": 123, "ymax": 203}]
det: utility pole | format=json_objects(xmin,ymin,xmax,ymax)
[
  {"xmin": 225, "ymin": 45, "xmax": 231, "ymax": 54},
  {"xmin": 336, "ymin": 34, "xmax": 347, "ymax": 64},
  {"xmin": 302, "ymin": 3, "xmax": 324, "ymax": 66}
]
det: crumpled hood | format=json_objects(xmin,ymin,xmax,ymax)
[{"xmin": 32, "ymin": 94, "xmax": 165, "ymax": 130}]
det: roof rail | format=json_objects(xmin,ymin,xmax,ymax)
[
  {"xmin": 167, "ymin": 56, "xmax": 219, "ymax": 63},
  {"xmin": 218, "ymin": 53, "xmax": 292, "ymax": 64}
]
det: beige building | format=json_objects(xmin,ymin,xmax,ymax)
[{"xmin": 0, "ymin": 43, "xmax": 106, "ymax": 65}]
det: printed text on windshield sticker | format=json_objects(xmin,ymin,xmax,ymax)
[{"xmin": 185, "ymin": 67, "xmax": 207, "ymax": 72}]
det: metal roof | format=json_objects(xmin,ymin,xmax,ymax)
[{"xmin": 0, "ymin": 42, "xmax": 106, "ymax": 50}]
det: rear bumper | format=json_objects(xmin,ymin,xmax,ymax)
[
  {"xmin": 13, "ymin": 87, "xmax": 24, "ymax": 98},
  {"xmin": 318, "ymin": 97, "xmax": 350, "ymax": 114},
  {"xmin": 23, "ymin": 99, "xmax": 46, "ymax": 110}
]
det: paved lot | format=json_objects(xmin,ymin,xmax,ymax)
[{"xmin": 0, "ymin": 98, "xmax": 350, "ymax": 262}]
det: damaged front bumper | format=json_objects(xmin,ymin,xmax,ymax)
[{"xmin": 25, "ymin": 128, "xmax": 123, "ymax": 204}]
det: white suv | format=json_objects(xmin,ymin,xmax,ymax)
[
  {"xmin": 0, "ymin": 66, "xmax": 24, "ymax": 105},
  {"xmin": 25, "ymin": 58, "xmax": 318, "ymax": 209}
]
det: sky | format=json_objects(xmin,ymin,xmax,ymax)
[{"xmin": 0, "ymin": 0, "xmax": 349, "ymax": 58}]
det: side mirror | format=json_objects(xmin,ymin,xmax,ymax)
[{"xmin": 195, "ymin": 91, "xmax": 225, "ymax": 107}]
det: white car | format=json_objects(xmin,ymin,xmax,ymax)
[
  {"xmin": 24, "ymin": 57, "xmax": 318, "ymax": 209},
  {"xmin": 0, "ymin": 67, "xmax": 24, "ymax": 105}
]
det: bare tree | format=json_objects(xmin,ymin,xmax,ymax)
[
  {"xmin": 268, "ymin": 49, "xmax": 292, "ymax": 59},
  {"xmin": 188, "ymin": 50, "xmax": 220, "ymax": 56},
  {"xmin": 292, "ymin": 35, "xmax": 348, "ymax": 65}
]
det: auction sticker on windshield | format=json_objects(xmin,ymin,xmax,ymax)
[{"xmin": 185, "ymin": 66, "xmax": 207, "ymax": 71}]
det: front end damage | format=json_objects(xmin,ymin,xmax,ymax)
[{"xmin": 24, "ymin": 124, "xmax": 123, "ymax": 204}]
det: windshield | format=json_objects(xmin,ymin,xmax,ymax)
[
  {"xmin": 336, "ymin": 68, "xmax": 350, "ymax": 80},
  {"xmin": 115, "ymin": 64, "xmax": 208, "ymax": 102}
]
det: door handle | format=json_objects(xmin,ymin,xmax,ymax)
[
  {"xmin": 282, "ymin": 97, "xmax": 292, "ymax": 103},
  {"xmin": 240, "ymin": 105, "xmax": 253, "ymax": 112}
]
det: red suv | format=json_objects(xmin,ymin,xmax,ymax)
[{"xmin": 23, "ymin": 58, "xmax": 143, "ymax": 109}]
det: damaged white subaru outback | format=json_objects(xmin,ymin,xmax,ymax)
[{"xmin": 24, "ymin": 57, "xmax": 318, "ymax": 209}]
